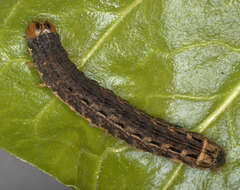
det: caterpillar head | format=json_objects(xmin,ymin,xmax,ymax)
[{"xmin": 26, "ymin": 20, "xmax": 56, "ymax": 39}]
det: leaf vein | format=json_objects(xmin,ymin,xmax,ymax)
[
  {"xmin": 79, "ymin": 0, "xmax": 143, "ymax": 68},
  {"xmin": 170, "ymin": 40, "xmax": 240, "ymax": 55},
  {"xmin": 1, "ymin": 0, "xmax": 22, "ymax": 28},
  {"xmin": 162, "ymin": 164, "xmax": 183, "ymax": 190},
  {"xmin": 195, "ymin": 81, "xmax": 240, "ymax": 133},
  {"xmin": 161, "ymin": 80, "xmax": 240, "ymax": 189},
  {"xmin": 147, "ymin": 94, "xmax": 219, "ymax": 101},
  {"xmin": 32, "ymin": 98, "xmax": 56, "ymax": 135},
  {"xmin": 94, "ymin": 147, "xmax": 110, "ymax": 190}
]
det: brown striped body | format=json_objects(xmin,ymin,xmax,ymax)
[{"xmin": 26, "ymin": 21, "xmax": 225, "ymax": 170}]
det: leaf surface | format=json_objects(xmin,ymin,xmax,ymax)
[{"xmin": 0, "ymin": 0, "xmax": 240, "ymax": 189}]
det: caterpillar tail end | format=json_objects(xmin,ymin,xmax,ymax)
[{"xmin": 214, "ymin": 148, "xmax": 225, "ymax": 170}]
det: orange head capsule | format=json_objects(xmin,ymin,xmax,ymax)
[{"xmin": 26, "ymin": 21, "xmax": 56, "ymax": 39}]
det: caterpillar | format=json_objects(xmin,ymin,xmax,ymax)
[{"xmin": 26, "ymin": 21, "xmax": 225, "ymax": 170}]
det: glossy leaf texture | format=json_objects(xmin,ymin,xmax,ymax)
[{"xmin": 0, "ymin": 0, "xmax": 240, "ymax": 189}]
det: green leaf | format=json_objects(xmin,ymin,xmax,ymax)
[{"xmin": 0, "ymin": 0, "xmax": 240, "ymax": 189}]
